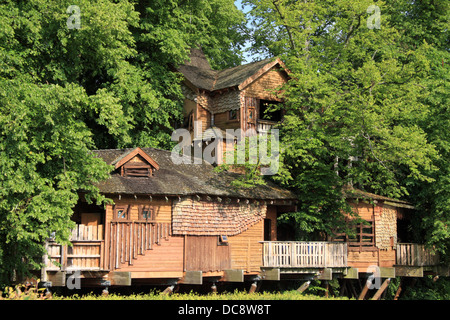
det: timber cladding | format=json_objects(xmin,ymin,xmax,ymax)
[
  {"xmin": 242, "ymin": 69, "xmax": 287, "ymax": 100},
  {"xmin": 185, "ymin": 236, "xmax": 231, "ymax": 272}
]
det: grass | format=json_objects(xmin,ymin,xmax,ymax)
[{"xmin": 51, "ymin": 289, "xmax": 351, "ymax": 300}]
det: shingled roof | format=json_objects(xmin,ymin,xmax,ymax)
[
  {"xmin": 177, "ymin": 48, "xmax": 285, "ymax": 92},
  {"xmin": 92, "ymin": 147, "xmax": 296, "ymax": 200}
]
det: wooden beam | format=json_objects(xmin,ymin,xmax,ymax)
[
  {"xmin": 395, "ymin": 266, "xmax": 423, "ymax": 277},
  {"xmin": 297, "ymin": 281, "xmax": 310, "ymax": 293},
  {"xmin": 371, "ymin": 278, "xmax": 391, "ymax": 300},
  {"xmin": 181, "ymin": 271, "xmax": 203, "ymax": 285},
  {"xmin": 248, "ymin": 281, "xmax": 258, "ymax": 294},
  {"xmin": 46, "ymin": 271, "xmax": 66, "ymax": 287},
  {"xmin": 358, "ymin": 279, "xmax": 371, "ymax": 300},
  {"xmin": 379, "ymin": 267, "xmax": 395, "ymax": 278},
  {"xmin": 317, "ymin": 268, "xmax": 332, "ymax": 281},
  {"xmin": 223, "ymin": 269, "xmax": 244, "ymax": 282},
  {"xmin": 108, "ymin": 271, "xmax": 131, "ymax": 286},
  {"xmin": 343, "ymin": 267, "xmax": 359, "ymax": 279},
  {"xmin": 260, "ymin": 268, "xmax": 280, "ymax": 281}
]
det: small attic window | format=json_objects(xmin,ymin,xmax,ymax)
[
  {"xmin": 114, "ymin": 147, "xmax": 160, "ymax": 178},
  {"xmin": 122, "ymin": 162, "xmax": 152, "ymax": 177}
]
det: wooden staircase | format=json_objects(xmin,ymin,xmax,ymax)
[{"xmin": 107, "ymin": 221, "xmax": 171, "ymax": 270}]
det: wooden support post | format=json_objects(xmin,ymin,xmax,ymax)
[
  {"xmin": 324, "ymin": 281, "xmax": 329, "ymax": 298},
  {"xmin": 161, "ymin": 285, "xmax": 174, "ymax": 295},
  {"xmin": 297, "ymin": 281, "xmax": 310, "ymax": 293},
  {"xmin": 371, "ymin": 278, "xmax": 391, "ymax": 300},
  {"xmin": 358, "ymin": 279, "xmax": 371, "ymax": 300},
  {"xmin": 211, "ymin": 282, "xmax": 217, "ymax": 294},
  {"xmin": 249, "ymin": 281, "xmax": 258, "ymax": 294},
  {"xmin": 394, "ymin": 278, "xmax": 402, "ymax": 300}
]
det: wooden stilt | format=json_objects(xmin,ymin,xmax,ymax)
[
  {"xmin": 248, "ymin": 281, "xmax": 258, "ymax": 294},
  {"xmin": 371, "ymin": 278, "xmax": 391, "ymax": 300},
  {"xmin": 161, "ymin": 285, "xmax": 174, "ymax": 295},
  {"xmin": 349, "ymin": 280, "xmax": 358, "ymax": 298},
  {"xmin": 324, "ymin": 281, "xmax": 329, "ymax": 298},
  {"xmin": 211, "ymin": 283, "xmax": 217, "ymax": 294},
  {"xmin": 297, "ymin": 281, "xmax": 310, "ymax": 293},
  {"xmin": 394, "ymin": 278, "xmax": 402, "ymax": 300},
  {"xmin": 358, "ymin": 279, "xmax": 371, "ymax": 300},
  {"xmin": 339, "ymin": 279, "xmax": 347, "ymax": 297}
]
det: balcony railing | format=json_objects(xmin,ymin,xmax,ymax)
[
  {"xmin": 261, "ymin": 241, "xmax": 348, "ymax": 268},
  {"xmin": 44, "ymin": 224, "xmax": 104, "ymax": 272},
  {"xmin": 396, "ymin": 243, "xmax": 440, "ymax": 267}
]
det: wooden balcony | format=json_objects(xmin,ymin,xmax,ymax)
[
  {"xmin": 396, "ymin": 243, "xmax": 439, "ymax": 267},
  {"xmin": 256, "ymin": 120, "xmax": 277, "ymax": 134},
  {"xmin": 44, "ymin": 224, "xmax": 104, "ymax": 272},
  {"xmin": 261, "ymin": 241, "xmax": 348, "ymax": 268}
]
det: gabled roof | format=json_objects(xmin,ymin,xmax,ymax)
[
  {"xmin": 178, "ymin": 48, "xmax": 288, "ymax": 92},
  {"xmin": 93, "ymin": 147, "xmax": 296, "ymax": 200},
  {"xmin": 112, "ymin": 147, "xmax": 159, "ymax": 170}
]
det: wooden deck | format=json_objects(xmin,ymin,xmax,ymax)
[{"xmin": 44, "ymin": 224, "xmax": 104, "ymax": 271}]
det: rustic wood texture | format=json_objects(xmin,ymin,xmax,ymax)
[
  {"xmin": 185, "ymin": 236, "xmax": 231, "ymax": 272},
  {"xmin": 228, "ymin": 220, "xmax": 264, "ymax": 273},
  {"xmin": 396, "ymin": 243, "xmax": 439, "ymax": 266}
]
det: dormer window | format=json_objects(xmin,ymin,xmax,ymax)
[
  {"xmin": 122, "ymin": 158, "xmax": 152, "ymax": 177},
  {"xmin": 113, "ymin": 147, "xmax": 160, "ymax": 178}
]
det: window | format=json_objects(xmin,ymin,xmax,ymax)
[
  {"xmin": 123, "ymin": 162, "xmax": 152, "ymax": 177},
  {"xmin": 218, "ymin": 235, "xmax": 229, "ymax": 246},
  {"xmin": 229, "ymin": 109, "xmax": 238, "ymax": 120},
  {"xmin": 114, "ymin": 205, "xmax": 129, "ymax": 220},
  {"xmin": 331, "ymin": 218, "xmax": 375, "ymax": 251},
  {"xmin": 139, "ymin": 205, "xmax": 154, "ymax": 220},
  {"xmin": 259, "ymin": 100, "xmax": 282, "ymax": 122}
]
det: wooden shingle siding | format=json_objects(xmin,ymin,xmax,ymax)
[
  {"xmin": 172, "ymin": 197, "xmax": 266, "ymax": 236},
  {"xmin": 243, "ymin": 70, "xmax": 287, "ymax": 101}
]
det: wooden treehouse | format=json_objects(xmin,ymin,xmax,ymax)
[
  {"xmin": 41, "ymin": 147, "xmax": 297, "ymax": 289},
  {"xmin": 40, "ymin": 51, "xmax": 448, "ymax": 296},
  {"xmin": 40, "ymin": 147, "xmax": 447, "ymax": 297}
]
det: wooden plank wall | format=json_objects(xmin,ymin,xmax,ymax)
[
  {"xmin": 228, "ymin": 220, "xmax": 264, "ymax": 273},
  {"xmin": 185, "ymin": 236, "xmax": 231, "ymax": 272},
  {"xmin": 346, "ymin": 201, "xmax": 397, "ymax": 269}
]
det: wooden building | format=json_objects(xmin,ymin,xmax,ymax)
[
  {"xmin": 40, "ymin": 52, "xmax": 447, "ymax": 297},
  {"xmin": 178, "ymin": 48, "xmax": 289, "ymax": 165},
  {"xmin": 41, "ymin": 147, "xmax": 297, "ymax": 289}
]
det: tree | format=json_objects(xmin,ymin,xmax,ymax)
[
  {"xmin": 244, "ymin": 0, "xmax": 441, "ymax": 239},
  {"xmin": 0, "ymin": 80, "xmax": 112, "ymax": 284},
  {"xmin": 0, "ymin": 0, "xmax": 246, "ymax": 284}
]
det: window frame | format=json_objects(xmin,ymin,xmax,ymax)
[{"xmin": 113, "ymin": 205, "xmax": 129, "ymax": 221}]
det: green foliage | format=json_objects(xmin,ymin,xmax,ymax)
[
  {"xmin": 243, "ymin": 0, "xmax": 447, "ymax": 246},
  {"xmin": 0, "ymin": 79, "xmax": 112, "ymax": 284},
  {"xmin": 50, "ymin": 288, "xmax": 349, "ymax": 300},
  {"xmin": 0, "ymin": 0, "xmax": 246, "ymax": 286}
]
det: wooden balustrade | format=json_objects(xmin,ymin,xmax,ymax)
[
  {"xmin": 107, "ymin": 221, "xmax": 171, "ymax": 270},
  {"xmin": 396, "ymin": 243, "xmax": 439, "ymax": 267},
  {"xmin": 44, "ymin": 224, "xmax": 104, "ymax": 271},
  {"xmin": 45, "ymin": 222, "xmax": 172, "ymax": 272},
  {"xmin": 262, "ymin": 241, "xmax": 347, "ymax": 268}
]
